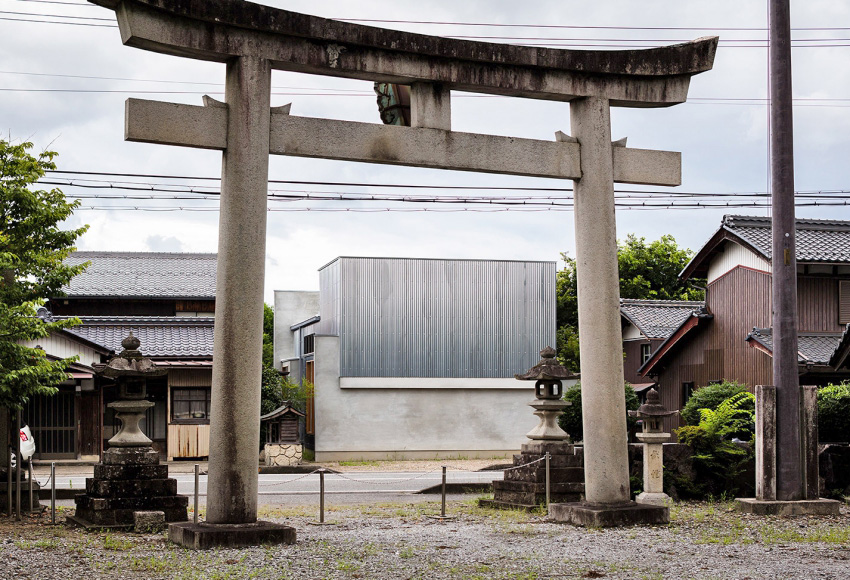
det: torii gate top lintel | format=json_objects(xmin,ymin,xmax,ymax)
[{"xmin": 90, "ymin": 0, "xmax": 717, "ymax": 107}]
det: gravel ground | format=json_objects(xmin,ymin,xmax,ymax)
[{"xmin": 2, "ymin": 500, "xmax": 850, "ymax": 579}]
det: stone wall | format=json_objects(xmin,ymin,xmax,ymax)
[{"xmin": 265, "ymin": 443, "xmax": 302, "ymax": 467}]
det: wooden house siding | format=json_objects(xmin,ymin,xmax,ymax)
[
  {"xmin": 651, "ymin": 266, "xmax": 773, "ymax": 431},
  {"xmin": 797, "ymin": 277, "xmax": 844, "ymax": 332},
  {"xmin": 623, "ymin": 338, "xmax": 662, "ymax": 385}
]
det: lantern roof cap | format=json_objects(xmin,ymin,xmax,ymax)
[
  {"xmin": 515, "ymin": 346, "xmax": 578, "ymax": 381},
  {"xmin": 93, "ymin": 332, "xmax": 167, "ymax": 378},
  {"xmin": 630, "ymin": 388, "xmax": 677, "ymax": 418}
]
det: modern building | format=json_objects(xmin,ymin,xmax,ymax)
[{"xmin": 275, "ymin": 256, "xmax": 558, "ymax": 461}]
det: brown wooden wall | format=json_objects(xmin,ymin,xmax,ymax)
[
  {"xmin": 797, "ymin": 277, "xmax": 844, "ymax": 332},
  {"xmin": 652, "ymin": 266, "xmax": 774, "ymax": 431},
  {"xmin": 623, "ymin": 338, "xmax": 663, "ymax": 385}
]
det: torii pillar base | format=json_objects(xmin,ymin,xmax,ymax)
[
  {"xmin": 549, "ymin": 501, "xmax": 668, "ymax": 528},
  {"xmin": 168, "ymin": 521, "xmax": 296, "ymax": 550}
]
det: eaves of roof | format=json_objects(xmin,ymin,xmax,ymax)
[
  {"xmin": 637, "ymin": 309, "xmax": 713, "ymax": 376},
  {"xmin": 829, "ymin": 323, "xmax": 850, "ymax": 369},
  {"xmin": 679, "ymin": 226, "xmax": 766, "ymax": 281},
  {"xmin": 747, "ymin": 327, "xmax": 845, "ymax": 366}
]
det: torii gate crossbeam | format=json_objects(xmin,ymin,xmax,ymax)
[{"xmin": 90, "ymin": 0, "xmax": 716, "ymax": 546}]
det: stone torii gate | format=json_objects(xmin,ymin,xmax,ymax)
[{"xmin": 91, "ymin": 0, "xmax": 716, "ymax": 545}]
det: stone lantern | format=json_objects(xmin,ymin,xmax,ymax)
[
  {"xmin": 98, "ymin": 332, "xmax": 166, "ymax": 448},
  {"xmin": 68, "ymin": 333, "xmax": 188, "ymax": 530},
  {"xmin": 628, "ymin": 388, "xmax": 676, "ymax": 506},
  {"xmin": 481, "ymin": 347, "xmax": 585, "ymax": 510},
  {"xmin": 514, "ymin": 346, "xmax": 577, "ymax": 441}
]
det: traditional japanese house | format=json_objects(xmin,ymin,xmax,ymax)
[
  {"xmin": 638, "ymin": 215, "xmax": 850, "ymax": 430},
  {"xmin": 25, "ymin": 252, "xmax": 216, "ymax": 460}
]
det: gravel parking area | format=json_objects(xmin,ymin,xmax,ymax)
[{"xmin": 2, "ymin": 500, "xmax": 850, "ymax": 579}]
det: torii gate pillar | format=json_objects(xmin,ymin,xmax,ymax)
[{"xmin": 90, "ymin": 0, "xmax": 717, "ymax": 539}]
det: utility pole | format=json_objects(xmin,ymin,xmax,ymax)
[{"xmin": 769, "ymin": 0, "xmax": 802, "ymax": 501}]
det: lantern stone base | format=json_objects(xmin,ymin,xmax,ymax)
[
  {"xmin": 168, "ymin": 521, "xmax": 296, "ymax": 550},
  {"xmin": 479, "ymin": 441, "xmax": 584, "ymax": 511},
  {"xmin": 735, "ymin": 498, "xmax": 840, "ymax": 516},
  {"xmin": 68, "ymin": 447, "xmax": 188, "ymax": 530},
  {"xmin": 549, "ymin": 501, "xmax": 669, "ymax": 527}
]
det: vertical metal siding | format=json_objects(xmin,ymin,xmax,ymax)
[
  {"xmin": 330, "ymin": 257, "xmax": 554, "ymax": 378},
  {"xmin": 316, "ymin": 259, "xmax": 340, "ymax": 336}
]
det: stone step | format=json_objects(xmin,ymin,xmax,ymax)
[
  {"xmin": 94, "ymin": 464, "xmax": 169, "ymax": 480},
  {"xmin": 490, "ymin": 490, "xmax": 583, "ymax": 506},
  {"xmin": 73, "ymin": 505, "xmax": 188, "ymax": 527},
  {"xmin": 102, "ymin": 448, "xmax": 160, "ymax": 466},
  {"xmin": 85, "ymin": 478, "xmax": 178, "ymax": 497},
  {"xmin": 520, "ymin": 441, "xmax": 576, "ymax": 455},
  {"xmin": 74, "ymin": 494, "xmax": 188, "ymax": 512},
  {"xmin": 504, "ymin": 466, "xmax": 584, "ymax": 483},
  {"xmin": 494, "ymin": 480, "xmax": 585, "ymax": 494},
  {"xmin": 510, "ymin": 453, "xmax": 583, "ymax": 468}
]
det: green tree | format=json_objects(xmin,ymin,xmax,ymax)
[
  {"xmin": 262, "ymin": 303, "xmax": 274, "ymax": 368},
  {"xmin": 555, "ymin": 234, "xmax": 703, "ymax": 370},
  {"xmin": 558, "ymin": 381, "xmax": 639, "ymax": 442},
  {"xmin": 0, "ymin": 139, "xmax": 88, "ymax": 410}
]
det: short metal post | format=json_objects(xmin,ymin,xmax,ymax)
[
  {"xmin": 50, "ymin": 462, "xmax": 56, "ymax": 525},
  {"xmin": 15, "ymin": 411, "xmax": 21, "ymax": 521},
  {"xmin": 193, "ymin": 464, "xmax": 199, "ymax": 524},
  {"xmin": 6, "ymin": 445, "xmax": 12, "ymax": 517},
  {"xmin": 319, "ymin": 469, "xmax": 325, "ymax": 523},
  {"xmin": 28, "ymin": 462, "xmax": 33, "ymax": 514},
  {"xmin": 545, "ymin": 452, "xmax": 551, "ymax": 515},
  {"xmin": 441, "ymin": 465, "xmax": 447, "ymax": 518}
]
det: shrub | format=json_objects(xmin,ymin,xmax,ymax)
[
  {"xmin": 558, "ymin": 381, "xmax": 639, "ymax": 442},
  {"xmin": 818, "ymin": 382, "xmax": 850, "ymax": 443},
  {"xmin": 681, "ymin": 380, "xmax": 750, "ymax": 426},
  {"xmin": 675, "ymin": 391, "xmax": 755, "ymax": 499}
]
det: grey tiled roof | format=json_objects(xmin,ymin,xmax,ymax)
[
  {"xmin": 62, "ymin": 316, "xmax": 214, "ymax": 358},
  {"xmin": 746, "ymin": 327, "xmax": 843, "ymax": 365},
  {"xmin": 620, "ymin": 299, "xmax": 705, "ymax": 339},
  {"xmin": 63, "ymin": 252, "xmax": 217, "ymax": 298},
  {"xmin": 722, "ymin": 215, "xmax": 850, "ymax": 263}
]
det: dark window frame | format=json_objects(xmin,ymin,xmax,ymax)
[{"xmin": 170, "ymin": 387, "xmax": 211, "ymax": 424}]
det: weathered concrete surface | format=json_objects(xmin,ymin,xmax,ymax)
[
  {"xmin": 755, "ymin": 385, "xmax": 777, "ymax": 500},
  {"xmin": 549, "ymin": 501, "xmax": 669, "ymax": 527},
  {"xmin": 92, "ymin": 0, "xmax": 717, "ymax": 106},
  {"xmin": 736, "ymin": 498, "xmax": 840, "ymax": 516},
  {"xmin": 125, "ymin": 98, "xmax": 681, "ymax": 186},
  {"xmin": 168, "ymin": 521, "xmax": 296, "ymax": 550},
  {"xmin": 312, "ymin": 336, "xmax": 540, "ymax": 461},
  {"xmin": 410, "ymin": 82, "xmax": 451, "ymax": 130},
  {"xmin": 571, "ymin": 96, "xmax": 630, "ymax": 506},
  {"xmin": 206, "ymin": 56, "xmax": 271, "ymax": 525}
]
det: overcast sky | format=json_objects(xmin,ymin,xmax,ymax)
[{"xmin": 3, "ymin": 0, "xmax": 850, "ymax": 302}]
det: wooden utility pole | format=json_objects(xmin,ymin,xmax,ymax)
[{"xmin": 770, "ymin": 0, "xmax": 803, "ymax": 500}]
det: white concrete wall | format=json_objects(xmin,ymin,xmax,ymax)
[
  {"xmin": 622, "ymin": 323, "xmax": 644, "ymax": 341},
  {"xmin": 707, "ymin": 242, "xmax": 771, "ymax": 283},
  {"xmin": 273, "ymin": 290, "xmax": 319, "ymax": 375},
  {"xmin": 313, "ymin": 335, "xmax": 544, "ymax": 460}
]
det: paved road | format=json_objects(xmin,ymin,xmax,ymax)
[{"xmin": 36, "ymin": 469, "xmax": 504, "ymax": 507}]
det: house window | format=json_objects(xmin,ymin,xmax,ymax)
[
  {"xmin": 682, "ymin": 382, "xmax": 694, "ymax": 407},
  {"xmin": 171, "ymin": 388, "xmax": 211, "ymax": 423},
  {"xmin": 303, "ymin": 333, "xmax": 315, "ymax": 355},
  {"xmin": 640, "ymin": 343, "xmax": 651, "ymax": 365},
  {"xmin": 840, "ymin": 280, "xmax": 850, "ymax": 325}
]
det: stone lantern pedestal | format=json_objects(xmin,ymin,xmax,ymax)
[{"xmin": 68, "ymin": 333, "xmax": 189, "ymax": 530}]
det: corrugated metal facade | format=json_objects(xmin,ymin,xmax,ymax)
[{"xmin": 317, "ymin": 257, "xmax": 555, "ymax": 378}]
